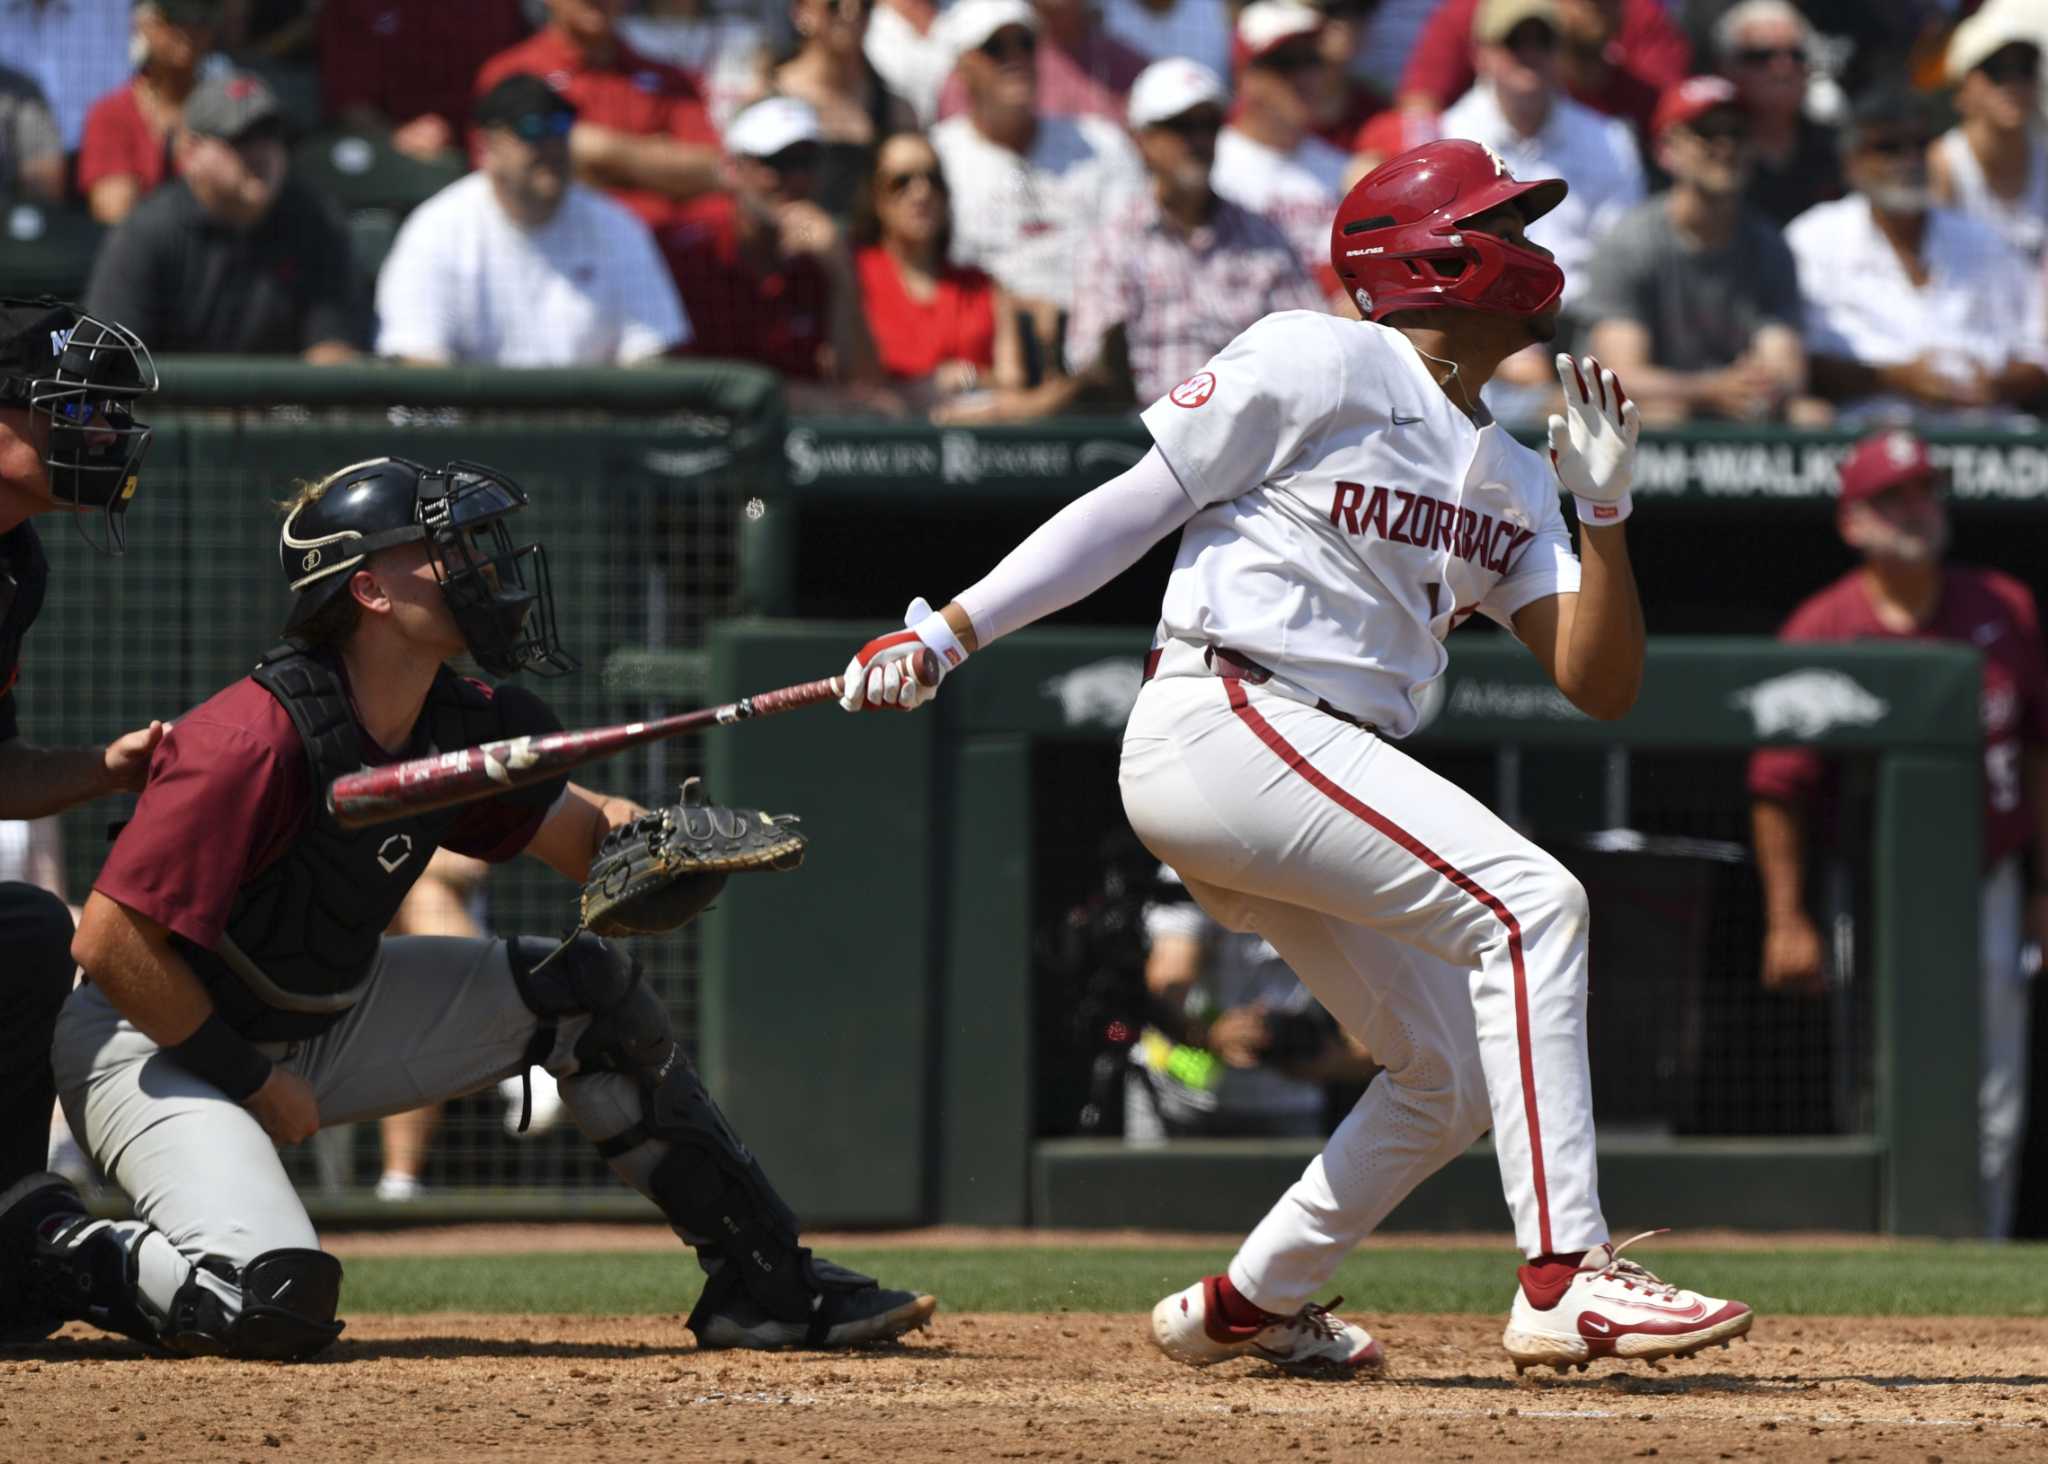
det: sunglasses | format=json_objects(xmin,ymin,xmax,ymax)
[
  {"xmin": 1156, "ymin": 108, "xmax": 1224, "ymax": 137},
  {"xmin": 506, "ymin": 110, "xmax": 575, "ymax": 142},
  {"xmin": 762, "ymin": 142, "xmax": 821, "ymax": 174},
  {"xmin": 1686, "ymin": 116, "xmax": 1750, "ymax": 144},
  {"xmin": 980, "ymin": 29, "xmax": 1036, "ymax": 61},
  {"xmin": 1503, "ymin": 21, "xmax": 1557, "ymax": 55},
  {"xmin": 883, "ymin": 166, "xmax": 946, "ymax": 195},
  {"xmin": 1733, "ymin": 44, "xmax": 1805, "ymax": 67},
  {"xmin": 1255, "ymin": 42, "xmax": 1323, "ymax": 74},
  {"xmin": 1980, "ymin": 50, "xmax": 2041, "ymax": 85},
  {"xmin": 1860, "ymin": 134, "xmax": 1929, "ymax": 157}
]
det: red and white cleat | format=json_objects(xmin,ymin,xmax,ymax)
[
  {"xmin": 1151, "ymin": 1275, "xmax": 1384, "ymax": 1375},
  {"xmin": 1502, "ymin": 1230, "xmax": 1754, "ymax": 1374}
]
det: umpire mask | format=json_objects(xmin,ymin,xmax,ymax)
[
  {"xmin": 0, "ymin": 296, "xmax": 157, "ymax": 555},
  {"xmin": 281, "ymin": 456, "xmax": 577, "ymax": 678}
]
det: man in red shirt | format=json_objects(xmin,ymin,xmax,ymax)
[
  {"xmin": 476, "ymin": 0, "xmax": 722, "ymax": 231},
  {"xmin": 10, "ymin": 456, "xmax": 935, "ymax": 1358},
  {"xmin": 1400, "ymin": 0, "xmax": 1689, "ymax": 137},
  {"xmin": 321, "ymin": 0, "xmax": 530, "ymax": 160},
  {"xmin": 664, "ymin": 97, "xmax": 887, "ymax": 408},
  {"xmin": 1750, "ymin": 429, "xmax": 2048, "ymax": 1238}
]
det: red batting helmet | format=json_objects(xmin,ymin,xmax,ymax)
[{"xmin": 1329, "ymin": 139, "xmax": 1568, "ymax": 323}]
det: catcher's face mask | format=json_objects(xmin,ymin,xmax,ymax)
[
  {"xmin": 419, "ymin": 462, "xmax": 577, "ymax": 679},
  {"xmin": 0, "ymin": 299, "xmax": 157, "ymax": 556}
]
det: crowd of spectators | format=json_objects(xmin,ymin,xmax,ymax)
[{"xmin": 3, "ymin": 0, "xmax": 2046, "ymax": 428}]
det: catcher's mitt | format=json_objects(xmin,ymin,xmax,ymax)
[{"xmin": 579, "ymin": 777, "xmax": 808, "ymax": 937}]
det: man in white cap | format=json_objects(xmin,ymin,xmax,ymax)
[
  {"xmin": 662, "ymin": 96, "xmax": 887, "ymax": 408},
  {"xmin": 1439, "ymin": 0, "xmax": 1642, "ymax": 313},
  {"xmin": 930, "ymin": 0, "xmax": 1145, "ymax": 356},
  {"xmin": 1067, "ymin": 58, "xmax": 1325, "ymax": 405},
  {"xmin": 1211, "ymin": 2, "xmax": 1351, "ymax": 299}
]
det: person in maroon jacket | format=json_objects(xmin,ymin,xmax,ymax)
[
  {"xmin": 1749, "ymin": 428, "xmax": 2048, "ymax": 1238},
  {"xmin": 8, "ymin": 456, "xmax": 934, "ymax": 1358}
]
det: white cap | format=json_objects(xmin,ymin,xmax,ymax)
[
  {"xmin": 1128, "ymin": 58, "xmax": 1230, "ymax": 129},
  {"xmin": 1236, "ymin": 1, "xmax": 1323, "ymax": 62},
  {"xmin": 723, "ymin": 96, "xmax": 823, "ymax": 159},
  {"xmin": 1946, "ymin": 2, "xmax": 2041, "ymax": 84},
  {"xmin": 938, "ymin": 0, "xmax": 1037, "ymax": 60}
]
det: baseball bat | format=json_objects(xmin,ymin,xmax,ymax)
[{"xmin": 326, "ymin": 648, "xmax": 940, "ymax": 830}]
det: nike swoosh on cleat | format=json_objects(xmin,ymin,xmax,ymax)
[
  {"xmin": 1582, "ymin": 1316, "xmax": 1611, "ymax": 1334},
  {"xmin": 1392, "ymin": 413, "xmax": 1424, "ymax": 425}
]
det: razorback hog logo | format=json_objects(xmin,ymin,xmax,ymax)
[
  {"xmin": 1730, "ymin": 669, "xmax": 1890, "ymax": 739},
  {"xmin": 1328, "ymin": 480, "xmax": 1535, "ymax": 575},
  {"xmin": 1169, "ymin": 372, "xmax": 1215, "ymax": 408}
]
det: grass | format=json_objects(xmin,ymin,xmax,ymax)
[{"xmin": 336, "ymin": 1243, "xmax": 2048, "ymax": 1319}]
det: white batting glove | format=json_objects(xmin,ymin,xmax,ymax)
[
  {"xmin": 1547, "ymin": 353, "xmax": 1640, "ymax": 526},
  {"xmin": 839, "ymin": 597, "xmax": 969, "ymax": 712}
]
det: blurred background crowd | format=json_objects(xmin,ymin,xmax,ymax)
[{"xmin": 5, "ymin": 0, "xmax": 2048, "ymax": 427}]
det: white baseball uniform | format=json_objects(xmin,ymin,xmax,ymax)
[{"xmin": 956, "ymin": 310, "xmax": 1607, "ymax": 1309}]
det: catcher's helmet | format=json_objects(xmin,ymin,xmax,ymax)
[
  {"xmin": 0, "ymin": 295, "xmax": 156, "ymax": 555},
  {"xmin": 1329, "ymin": 139, "xmax": 1568, "ymax": 324},
  {"xmin": 280, "ymin": 456, "xmax": 576, "ymax": 678}
]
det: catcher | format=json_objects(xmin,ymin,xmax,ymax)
[{"xmin": 4, "ymin": 455, "xmax": 935, "ymax": 1360}]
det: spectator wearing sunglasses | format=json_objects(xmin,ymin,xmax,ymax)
[
  {"xmin": 1710, "ymin": 0, "xmax": 1842, "ymax": 227},
  {"xmin": 854, "ymin": 130, "xmax": 1070, "ymax": 421},
  {"xmin": 1212, "ymin": 3, "xmax": 1350, "ymax": 299},
  {"xmin": 1399, "ymin": 0, "xmax": 1688, "ymax": 132},
  {"xmin": 1581, "ymin": 77, "xmax": 1816, "ymax": 426},
  {"xmin": 1789, "ymin": 84, "xmax": 2048, "ymax": 428},
  {"xmin": 1931, "ymin": 14, "xmax": 2048, "ymax": 266},
  {"xmin": 930, "ymin": 0, "xmax": 1145, "ymax": 361},
  {"xmin": 85, "ymin": 71, "xmax": 363, "ymax": 361},
  {"xmin": 476, "ymin": 0, "xmax": 722, "ymax": 233},
  {"xmin": 933, "ymin": 0, "xmax": 1152, "ymax": 126},
  {"xmin": 768, "ymin": 0, "xmax": 918, "ymax": 219},
  {"xmin": 1067, "ymin": 59, "xmax": 1324, "ymax": 409},
  {"xmin": 664, "ymin": 97, "xmax": 892, "ymax": 408},
  {"xmin": 373, "ymin": 75, "xmax": 688, "ymax": 367}
]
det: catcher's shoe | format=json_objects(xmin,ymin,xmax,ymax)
[
  {"xmin": 1502, "ymin": 1230, "xmax": 1753, "ymax": 1374},
  {"xmin": 0, "ymin": 1172, "xmax": 87, "ymax": 1344},
  {"xmin": 1151, "ymin": 1275, "xmax": 1384, "ymax": 1374},
  {"xmin": 689, "ymin": 1262, "xmax": 937, "ymax": 1351}
]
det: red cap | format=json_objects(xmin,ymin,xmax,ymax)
[
  {"xmin": 1652, "ymin": 75, "xmax": 1742, "ymax": 142},
  {"xmin": 1838, "ymin": 428, "xmax": 1934, "ymax": 504}
]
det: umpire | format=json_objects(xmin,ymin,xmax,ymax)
[{"xmin": 0, "ymin": 297, "xmax": 159, "ymax": 1341}]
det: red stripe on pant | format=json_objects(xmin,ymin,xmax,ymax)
[{"xmin": 1221, "ymin": 680, "xmax": 1554, "ymax": 1255}]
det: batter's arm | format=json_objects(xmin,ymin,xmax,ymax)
[
  {"xmin": 1510, "ymin": 522, "xmax": 1645, "ymax": 721},
  {"xmin": 523, "ymin": 781, "xmax": 648, "ymax": 883}
]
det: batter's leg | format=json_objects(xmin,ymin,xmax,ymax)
[
  {"xmin": 1122, "ymin": 676, "xmax": 1604, "ymax": 1260},
  {"xmin": 41, "ymin": 982, "xmax": 341, "ymax": 1359}
]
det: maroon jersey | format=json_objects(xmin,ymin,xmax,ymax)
[
  {"xmin": 96, "ymin": 670, "xmax": 549, "ymax": 953},
  {"xmin": 1748, "ymin": 566, "xmax": 2048, "ymax": 865}
]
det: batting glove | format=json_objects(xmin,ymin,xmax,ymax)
[
  {"xmin": 839, "ymin": 597, "xmax": 968, "ymax": 712},
  {"xmin": 1547, "ymin": 353, "xmax": 1641, "ymax": 526}
]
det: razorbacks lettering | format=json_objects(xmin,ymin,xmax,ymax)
[{"xmin": 1328, "ymin": 481, "xmax": 1536, "ymax": 575}]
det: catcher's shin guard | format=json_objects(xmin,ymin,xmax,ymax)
[
  {"xmin": 158, "ymin": 1249, "xmax": 344, "ymax": 1361},
  {"xmin": 508, "ymin": 935, "xmax": 861, "ymax": 1327}
]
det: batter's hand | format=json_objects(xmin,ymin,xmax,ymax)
[
  {"xmin": 839, "ymin": 598, "xmax": 967, "ymax": 712},
  {"xmin": 1760, "ymin": 911, "xmax": 1826, "ymax": 997},
  {"xmin": 1547, "ymin": 354, "xmax": 1640, "ymax": 526},
  {"xmin": 246, "ymin": 1067, "xmax": 321, "ymax": 1146},
  {"xmin": 102, "ymin": 720, "xmax": 166, "ymax": 793}
]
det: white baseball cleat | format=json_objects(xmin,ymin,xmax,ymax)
[
  {"xmin": 1151, "ymin": 1275, "xmax": 1384, "ymax": 1375},
  {"xmin": 1502, "ymin": 1230, "xmax": 1753, "ymax": 1374}
]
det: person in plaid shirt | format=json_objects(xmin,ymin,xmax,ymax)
[{"xmin": 1066, "ymin": 58, "xmax": 1325, "ymax": 406}]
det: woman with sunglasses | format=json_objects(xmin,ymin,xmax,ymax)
[
  {"xmin": 1931, "ymin": 19, "xmax": 2048, "ymax": 265},
  {"xmin": 852, "ymin": 131, "xmax": 1066, "ymax": 421},
  {"xmin": 769, "ymin": 0, "xmax": 917, "ymax": 218}
]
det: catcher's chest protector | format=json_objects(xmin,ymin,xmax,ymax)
[{"xmin": 177, "ymin": 642, "xmax": 504, "ymax": 1040}]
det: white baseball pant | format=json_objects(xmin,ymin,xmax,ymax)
[{"xmin": 1118, "ymin": 650, "xmax": 1609, "ymax": 1312}]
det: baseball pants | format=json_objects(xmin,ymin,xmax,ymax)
[
  {"xmin": 0, "ymin": 882, "xmax": 76, "ymax": 1190},
  {"xmin": 1119, "ymin": 662, "xmax": 1608, "ymax": 1312},
  {"xmin": 52, "ymin": 935, "xmax": 653, "ymax": 1335}
]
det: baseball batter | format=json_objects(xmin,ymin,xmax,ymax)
[
  {"xmin": 840, "ymin": 140, "xmax": 1753, "ymax": 1374},
  {"xmin": 7, "ymin": 456, "xmax": 933, "ymax": 1359}
]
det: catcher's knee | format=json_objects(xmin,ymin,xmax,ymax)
[{"xmin": 164, "ymin": 1248, "xmax": 344, "ymax": 1361}]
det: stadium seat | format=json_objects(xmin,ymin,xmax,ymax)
[
  {"xmin": 296, "ymin": 130, "xmax": 467, "ymax": 216},
  {"xmin": 345, "ymin": 207, "xmax": 403, "ymax": 297},
  {"xmin": 0, "ymin": 202, "xmax": 107, "ymax": 299}
]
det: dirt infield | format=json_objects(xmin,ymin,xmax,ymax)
[{"xmin": 9, "ymin": 1311, "xmax": 2048, "ymax": 1464}]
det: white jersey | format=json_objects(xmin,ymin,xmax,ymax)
[{"xmin": 1139, "ymin": 311, "xmax": 1581, "ymax": 737}]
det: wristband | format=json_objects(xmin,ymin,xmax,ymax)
[
  {"xmin": 909, "ymin": 598, "xmax": 970, "ymax": 671},
  {"xmin": 1572, "ymin": 491, "xmax": 1633, "ymax": 527},
  {"xmin": 168, "ymin": 1013, "xmax": 275, "ymax": 1102}
]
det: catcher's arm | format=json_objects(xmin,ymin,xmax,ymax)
[{"xmin": 523, "ymin": 782, "xmax": 648, "ymax": 883}]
